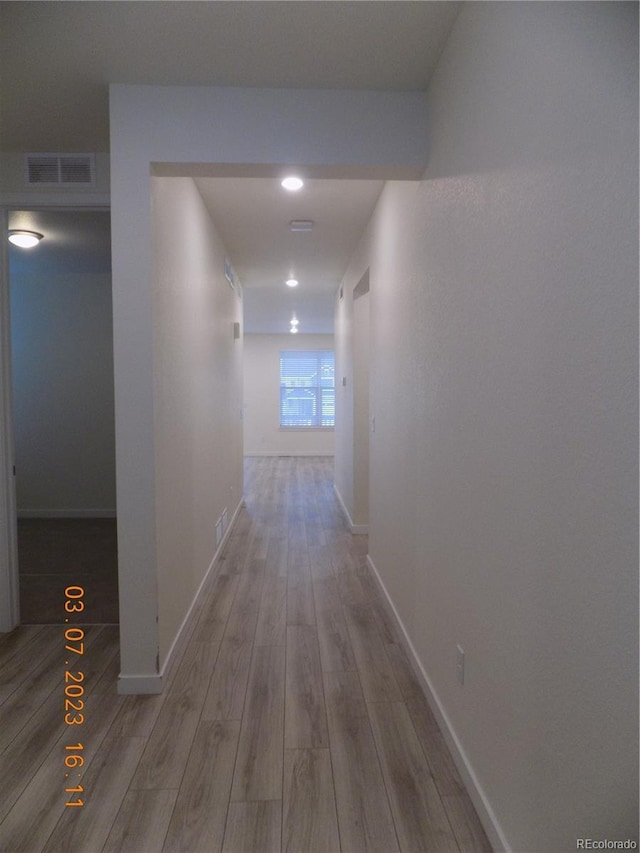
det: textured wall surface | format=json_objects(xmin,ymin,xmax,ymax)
[
  {"xmin": 336, "ymin": 3, "xmax": 638, "ymax": 849},
  {"xmin": 152, "ymin": 176, "xmax": 243, "ymax": 667}
]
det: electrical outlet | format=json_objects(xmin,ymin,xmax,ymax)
[{"xmin": 456, "ymin": 645, "xmax": 465, "ymax": 685}]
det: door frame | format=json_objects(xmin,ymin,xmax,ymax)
[{"xmin": 0, "ymin": 195, "xmax": 110, "ymax": 632}]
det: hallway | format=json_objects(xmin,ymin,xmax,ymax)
[{"xmin": 0, "ymin": 457, "xmax": 491, "ymax": 852}]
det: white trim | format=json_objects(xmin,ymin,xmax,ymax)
[
  {"xmin": 0, "ymin": 208, "xmax": 19, "ymax": 633},
  {"xmin": 116, "ymin": 673, "xmax": 164, "ymax": 695},
  {"xmin": 366, "ymin": 553, "xmax": 509, "ymax": 853},
  {"xmin": 244, "ymin": 451, "xmax": 334, "ymax": 457},
  {"xmin": 333, "ymin": 483, "xmax": 369, "ymax": 535},
  {"xmin": 0, "ymin": 192, "xmax": 110, "ymax": 208},
  {"xmin": 117, "ymin": 497, "xmax": 244, "ymax": 695},
  {"xmin": 17, "ymin": 509, "xmax": 117, "ymax": 519}
]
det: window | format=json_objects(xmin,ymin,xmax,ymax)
[{"xmin": 280, "ymin": 351, "xmax": 335, "ymax": 427}]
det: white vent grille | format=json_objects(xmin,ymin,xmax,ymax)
[{"xmin": 25, "ymin": 153, "xmax": 95, "ymax": 187}]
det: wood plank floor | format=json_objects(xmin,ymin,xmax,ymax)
[{"xmin": 0, "ymin": 457, "xmax": 492, "ymax": 852}]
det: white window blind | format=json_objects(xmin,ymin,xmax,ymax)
[{"xmin": 280, "ymin": 351, "xmax": 335, "ymax": 427}]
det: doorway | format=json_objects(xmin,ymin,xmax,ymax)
[
  {"xmin": 352, "ymin": 268, "xmax": 370, "ymax": 529},
  {"xmin": 7, "ymin": 208, "xmax": 119, "ymax": 625}
]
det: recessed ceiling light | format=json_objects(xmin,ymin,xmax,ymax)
[
  {"xmin": 8, "ymin": 230, "xmax": 43, "ymax": 248},
  {"xmin": 290, "ymin": 326, "xmax": 299, "ymax": 334},
  {"xmin": 286, "ymin": 278, "xmax": 299, "ymax": 288},
  {"xmin": 281, "ymin": 176, "xmax": 304, "ymax": 192},
  {"xmin": 290, "ymin": 317, "xmax": 299, "ymax": 326}
]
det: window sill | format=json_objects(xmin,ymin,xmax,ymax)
[{"xmin": 279, "ymin": 426, "xmax": 334, "ymax": 432}]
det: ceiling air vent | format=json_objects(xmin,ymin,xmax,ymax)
[{"xmin": 25, "ymin": 153, "xmax": 96, "ymax": 187}]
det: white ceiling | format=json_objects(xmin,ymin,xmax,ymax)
[
  {"xmin": 1, "ymin": 1, "xmax": 461, "ymax": 333},
  {"xmin": 195, "ymin": 177, "xmax": 384, "ymax": 332}
]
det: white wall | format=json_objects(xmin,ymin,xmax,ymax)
[
  {"xmin": 152, "ymin": 176, "xmax": 243, "ymax": 668},
  {"xmin": 352, "ymin": 288, "xmax": 370, "ymax": 528},
  {"xmin": 10, "ymin": 269, "xmax": 116, "ymax": 515},
  {"xmin": 336, "ymin": 3, "xmax": 638, "ymax": 850},
  {"xmin": 244, "ymin": 333, "xmax": 334, "ymax": 456}
]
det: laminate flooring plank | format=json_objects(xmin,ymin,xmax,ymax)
[
  {"xmin": 222, "ymin": 800, "xmax": 281, "ymax": 853},
  {"xmin": 344, "ymin": 603, "xmax": 401, "ymax": 703},
  {"xmin": 0, "ymin": 686, "xmax": 15, "ymax": 705},
  {"xmin": 409, "ymin": 708, "xmax": 467, "ymax": 798},
  {"xmin": 305, "ymin": 522, "xmax": 326, "ymax": 547},
  {"xmin": 130, "ymin": 696, "xmax": 201, "ymax": 791},
  {"xmin": 265, "ymin": 534, "xmax": 289, "ymax": 577},
  {"xmin": 0, "ymin": 625, "xmax": 60, "ymax": 689},
  {"xmin": 201, "ymin": 627, "xmax": 256, "ymax": 721},
  {"xmin": 198, "ymin": 573, "xmax": 239, "ymax": 625},
  {"xmin": 226, "ymin": 568, "xmax": 264, "ymax": 632},
  {"xmin": 109, "ymin": 692, "xmax": 166, "ymax": 738},
  {"xmin": 337, "ymin": 569, "xmax": 370, "ymax": 608},
  {"xmin": 0, "ymin": 687, "xmax": 57, "ymax": 753},
  {"xmin": 218, "ymin": 511, "xmax": 253, "ymax": 576},
  {"xmin": 0, "ymin": 625, "xmax": 45, "ymax": 667},
  {"xmin": 368, "ymin": 701, "xmax": 459, "ymax": 852},
  {"xmin": 130, "ymin": 641, "xmax": 219, "ymax": 791},
  {"xmin": 162, "ymin": 719, "xmax": 240, "ymax": 853},
  {"xmin": 0, "ymin": 690, "xmax": 124, "ymax": 852},
  {"xmin": 359, "ymin": 576, "xmax": 402, "ymax": 645},
  {"xmin": 104, "ymin": 788, "xmax": 178, "ymax": 852},
  {"xmin": 282, "ymin": 748, "xmax": 340, "ymax": 853},
  {"xmin": 441, "ymin": 792, "xmax": 493, "ymax": 853},
  {"xmin": 42, "ymin": 736, "xmax": 147, "ymax": 853},
  {"xmin": 313, "ymin": 578, "xmax": 357, "ymax": 673},
  {"xmin": 0, "ymin": 690, "xmax": 66, "ymax": 821},
  {"xmin": 308, "ymin": 545, "xmax": 334, "ymax": 581},
  {"xmin": 254, "ymin": 576, "xmax": 286, "ymax": 647},
  {"xmin": 230, "ymin": 644, "xmax": 285, "ymax": 802},
  {"xmin": 384, "ymin": 643, "xmax": 433, "ymax": 709},
  {"xmin": 0, "ymin": 640, "xmax": 63, "ymax": 750},
  {"xmin": 246, "ymin": 527, "xmax": 269, "ymax": 562},
  {"xmin": 166, "ymin": 639, "xmax": 220, "ymax": 700},
  {"xmin": 287, "ymin": 570, "xmax": 316, "ymax": 627},
  {"xmin": 324, "ymin": 671, "xmax": 399, "ymax": 853},
  {"xmin": 285, "ymin": 625, "xmax": 329, "ymax": 749}
]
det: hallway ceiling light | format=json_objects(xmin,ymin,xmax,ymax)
[
  {"xmin": 286, "ymin": 278, "xmax": 299, "ymax": 288},
  {"xmin": 290, "ymin": 317, "xmax": 299, "ymax": 326},
  {"xmin": 8, "ymin": 229, "xmax": 43, "ymax": 248},
  {"xmin": 281, "ymin": 176, "xmax": 304, "ymax": 192},
  {"xmin": 290, "ymin": 325, "xmax": 299, "ymax": 334}
]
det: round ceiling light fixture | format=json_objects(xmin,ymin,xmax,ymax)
[
  {"xmin": 281, "ymin": 176, "xmax": 304, "ymax": 192},
  {"xmin": 285, "ymin": 278, "xmax": 299, "ymax": 288},
  {"xmin": 290, "ymin": 325, "xmax": 299, "ymax": 334},
  {"xmin": 8, "ymin": 229, "xmax": 43, "ymax": 249}
]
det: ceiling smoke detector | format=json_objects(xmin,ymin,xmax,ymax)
[{"xmin": 290, "ymin": 220, "xmax": 314, "ymax": 232}]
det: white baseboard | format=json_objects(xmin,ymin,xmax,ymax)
[
  {"xmin": 117, "ymin": 672, "xmax": 164, "ymax": 695},
  {"xmin": 244, "ymin": 451, "xmax": 334, "ymax": 457},
  {"xmin": 154, "ymin": 497, "xmax": 244, "ymax": 689},
  {"xmin": 333, "ymin": 484, "xmax": 368, "ymax": 535},
  {"xmin": 117, "ymin": 498, "xmax": 244, "ymax": 696},
  {"xmin": 366, "ymin": 553, "xmax": 508, "ymax": 853},
  {"xmin": 18, "ymin": 509, "xmax": 117, "ymax": 519}
]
